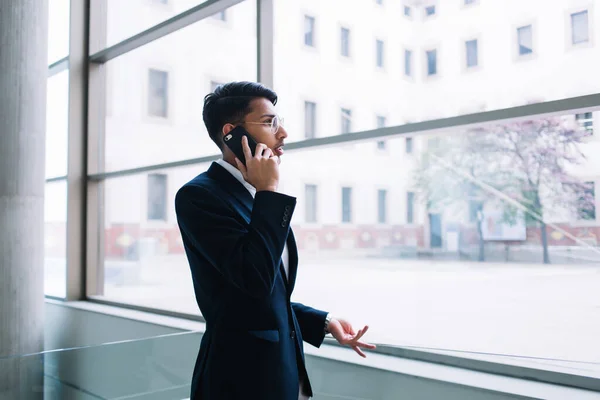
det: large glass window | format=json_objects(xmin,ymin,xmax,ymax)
[
  {"xmin": 282, "ymin": 110, "xmax": 600, "ymax": 363},
  {"xmin": 465, "ymin": 39, "xmax": 478, "ymax": 68},
  {"xmin": 46, "ymin": 70, "xmax": 69, "ymax": 179},
  {"xmin": 99, "ymin": 0, "xmax": 212, "ymax": 51},
  {"xmin": 48, "ymin": 0, "xmax": 70, "ymax": 64},
  {"xmin": 99, "ymin": 0, "xmax": 257, "ymax": 173},
  {"xmin": 87, "ymin": 0, "xmax": 600, "ymax": 379},
  {"xmin": 45, "ymin": 181, "xmax": 67, "ymax": 298}
]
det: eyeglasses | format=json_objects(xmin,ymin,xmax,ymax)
[{"xmin": 243, "ymin": 115, "xmax": 285, "ymax": 134}]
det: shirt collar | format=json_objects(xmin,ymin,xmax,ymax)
[{"xmin": 215, "ymin": 159, "xmax": 257, "ymax": 198}]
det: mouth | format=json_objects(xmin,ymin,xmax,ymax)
[{"xmin": 274, "ymin": 144, "xmax": 285, "ymax": 156}]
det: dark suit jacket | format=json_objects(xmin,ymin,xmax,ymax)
[{"xmin": 175, "ymin": 162, "xmax": 328, "ymax": 400}]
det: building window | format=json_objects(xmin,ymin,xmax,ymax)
[
  {"xmin": 212, "ymin": 10, "xmax": 226, "ymax": 21},
  {"xmin": 576, "ymin": 112, "xmax": 594, "ymax": 135},
  {"xmin": 404, "ymin": 6, "xmax": 412, "ymax": 17},
  {"xmin": 425, "ymin": 5, "xmax": 436, "ymax": 16},
  {"xmin": 376, "ymin": 0, "xmax": 383, "ymax": 4},
  {"xmin": 406, "ymin": 137, "xmax": 413, "ymax": 153},
  {"xmin": 341, "ymin": 108, "xmax": 352, "ymax": 134},
  {"xmin": 466, "ymin": 39, "xmax": 478, "ymax": 68},
  {"xmin": 407, "ymin": 192, "xmax": 415, "ymax": 224},
  {"xmin": 304, "ymin": 15, "xmax": 315, "ymax": 47},
  {"xmin": 305, "ymin": 184, "xmax": 318, "ymax": 223},
  {"xmin": 571, "ymin": 10, "xmax": 589, "ymax": 45},
  {"xmin": 376, "ymin": 39, "xmax": 385, "ymax": 68},
  {"xmin": 376, "ymin": 115, "xmax": 386, "ymax": 149},
  {"xmin": 517, "ymin": 25, "xmax": 533, "ymax": 55},
  {"xmin": 305, "ymin": 101, "xmax": 317, "ymax": 139},
  {"xmin": 342, "ymin": 187, "xmax": 352, "ymax": 223},
  {"xmin": 341, "ymin": 27, "xmax": 350, "ymax": 57},
  {"xmin": 378, "ymin": 190, "xmax": 388, "ymax": 224},
  {"xmin": 148, "ymin": 69, "xmax": 168, "ymax": 118},
  {"xmin": 404, "ymin": 49, "xmax": 413, "ymax": 76},
  {"xmin": 154, "ymin": 0, "xmax": 168, "ymax": 4},
  {"xmin": 464, "ymin": 0, "xmax": 476, "ymax": 4},
  {"xmin": 148, "ymin": 174, "xmax": 168, "ymax": 221},
  {"xmin": 426, "ymin": 49, "xmax": 437, "ymax": 76},
  {"xmin": 579, "ymin": 182, "xmax": 596, "ymax": 220}
]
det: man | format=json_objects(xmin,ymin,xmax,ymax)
[{"xmin": 175, "ymin": 82, "xmax": 375, "ymax": 400}]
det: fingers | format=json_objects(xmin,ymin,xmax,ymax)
[
  {"xmin": 254, "ymin": 143, "xmax": 272, "ymax": 159},
  {"xmin": 241, "ymin": 136, "xmax": 253, "ymax": 161},
  {"xmin": 353, "ymin": 326, "xmax": 368, "ymax": 342},
  {"xmin": 355, "ymin": 341, "xmax": 377, "ymax": 350},
  {"xmin": 352, "ymin": 346, "xmax": 367, "ymax": 358}
]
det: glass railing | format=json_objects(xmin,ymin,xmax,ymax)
[{"xmin": 0, "ymin": 331, "xmax": 200, "ymax": 400}]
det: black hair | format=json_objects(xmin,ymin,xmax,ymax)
[{"xmin": 202, "ymin": 81, "xmax": 278, "ymax": 150}]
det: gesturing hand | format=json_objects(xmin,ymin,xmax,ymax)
[
  {"xmin": 327, "ymin": 318, "xmax": 376, "ymax": 358},
  {"xmin": 234, "ymin": 136, "xmax": 280, "ymax": 192}
]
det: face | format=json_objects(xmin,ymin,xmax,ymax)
[{"xmin": 222, "ymin": 97, "xmax": 288, "ymax": 159}]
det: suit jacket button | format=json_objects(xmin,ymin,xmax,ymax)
[
  {"xmin": 285, "ymin": 206, "xmax": 291, "ymax": 212},
  {"xmin": 291, "ymin": 330, "xmax": 296, "ymax": 339},
  {"xmin": 283, "ymin": 215, "xmax": 289, "ymax": 221},
  {"xmin": 281, "ymin": 222, "xmax": 287, "ymax": 228}
]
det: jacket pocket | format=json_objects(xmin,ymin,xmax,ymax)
[{"xmin": 247, "ymin": 329, "xmax": 280, "ymax": 343}]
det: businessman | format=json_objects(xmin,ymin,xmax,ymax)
[{"xmin": 175, "ymin": 82, "xmax": 375, "ymax": 399}]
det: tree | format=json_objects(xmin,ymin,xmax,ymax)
[
  {"xmin": 413, "ymin": 117, "xmax": 594, "ymax": 264},
  {"xmin": 413, "ymin": 131, "xmax": 511, "ymax": 261},
  {"xmin": 484, "ymin": 117, "xmax": 594, "ymax": 264}
]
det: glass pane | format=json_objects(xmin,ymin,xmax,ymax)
[
  {"xmin": 0, "ymin": 332, "xmax": 199, "ymax": 399},
  {"xmin": 100, "ymin": 164, "xmax": 209, "ymax": 313},
  {"xmin": 517, "ymin": 25, "xmax": 533, "ymax": 55},
  {"xmin": 571, "ymin": 11, "xmax": 589, "ymax": 44},
  {"xmin": 100, "ymin": 0, "xmax": 257, "ymax": 173},
  {"xmin": 48, "ymin": 0, "xmax": 70, "ymax": 64},
  {"xmin": 101, "ymin": 0, "xmax": 213, "ymax": 50},
  {"xmin": 466, "ymin": 39, "xmax": 478, "ymax": 67},
  {"xmin": 46, "ymin": 70, "xmax": 69, "ymax": 179},
  {"xmin": 273, "ymin": 1, "xmax": 600, "ymax": 141},
  {"xmin": 45, "ymin": 181, "xmax": 67, "ymax": 298},
  {"xmin": 276, "ymin": 109, "xmax": 600, "ymax": 364}
]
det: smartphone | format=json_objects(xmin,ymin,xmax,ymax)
[{"xmin": 223, "ymin": 126, "xmax": 258, "ymax": 165}]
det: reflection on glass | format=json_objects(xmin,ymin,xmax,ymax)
[
  {"xmin": 101, "ymin": 0, "xmax": 257, "ymax": 173},
  {"xmin": 45, "ymin": 181, "xmax": 67, "ymax": 298},
  {"xmin": 48, "ymin": 0, "xmax": 70, "ymax": 64},
  {"xmin": 46, "ymin": 70, "xmax": 69, "ymax": 179}
]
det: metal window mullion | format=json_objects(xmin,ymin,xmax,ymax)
[
  {"xmin": 257, "ymin": 0, "xmax": 274, "ymax": 87},
  {"xmin": 65, "ymin": 0, "xmax": 90, "ymax": 301}
]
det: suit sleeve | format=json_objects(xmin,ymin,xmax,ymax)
[
  {"xmin": 291, "ymin": 302, "xmax": 328, "ymax": 348},
  {"xmin": 175, "ymin": 185, "xmax": 295, "ymax": 299}
]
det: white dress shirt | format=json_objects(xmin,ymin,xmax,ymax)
[{"xmin": 214, "ymin": 159, "xmax": 309, "ymax": 400}]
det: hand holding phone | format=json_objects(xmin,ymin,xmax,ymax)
[{"xmin": 223, "ymin": 126, "xmax": 279, "ymax": 192}]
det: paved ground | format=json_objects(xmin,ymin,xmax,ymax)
[{"xmin": 86, "ymin": 253, "xmax": 600, "ymax": 369}]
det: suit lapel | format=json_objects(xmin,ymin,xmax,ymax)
[
  {"xmin": 206, "ymin": 162, "xmax": 254, "ymax": 220},
  {"xmin": 207, "ymin": 162, "xmax": 299, "ymax": 294}
]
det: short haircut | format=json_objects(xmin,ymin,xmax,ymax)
[{"xmin": 202, "ymin": 82, "xmax": 278, "ymax": 150}]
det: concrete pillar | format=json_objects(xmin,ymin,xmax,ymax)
[{"xmin": 0, "ymin": 0, "xmax": 49, "ymax": 398}]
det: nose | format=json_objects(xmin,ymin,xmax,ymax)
[{"xmin": 277, "ymin": 125, "xmax": 288, "ymax": 140}]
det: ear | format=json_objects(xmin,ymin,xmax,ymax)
[{"xmin": 222, "ymin": 123, "xmax": 235, "ymax": 137}]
